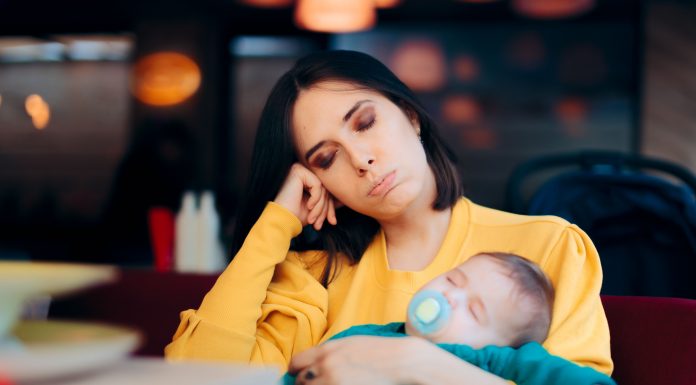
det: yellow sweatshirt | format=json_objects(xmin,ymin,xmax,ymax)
[{"xmin": 165, "ymin": 198, "xmax": 613, "ymax": 375}]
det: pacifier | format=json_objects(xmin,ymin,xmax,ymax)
[{"xmin": 407, "ymin": 290, "xmax": 452, "ymax": 336}]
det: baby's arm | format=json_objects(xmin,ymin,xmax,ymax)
[{"xmin": 438, "ymin": 342, "xmax": 615, "ymax": 385}]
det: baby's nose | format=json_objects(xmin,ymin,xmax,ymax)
[{"xmin": 443, "ymin": 290, "xmax": 467, "ymax": 308}]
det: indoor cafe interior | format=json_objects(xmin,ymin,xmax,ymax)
[{"xmin": 1, "ymin": 0, "xmax": 695, "ymax": 384}]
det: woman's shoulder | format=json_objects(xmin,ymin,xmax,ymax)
[
  {"xmin": 459, "ymin": 198, "xmax": 585, "ymax": 253},
  {"xmin": 463, "ymin": 197, "xmax": 571, "ymax": 229}
]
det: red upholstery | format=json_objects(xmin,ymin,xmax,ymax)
[
  {"xmin": 49, "ymin": 269, "xmax": 219, "ymax": 356},
  {"xmin": 49, "ymin": 270, "xmax": 696, "ymax": 384},
  {"xmin": 601, "ymin": 295, "xmax": 696, "ymax": 385}
]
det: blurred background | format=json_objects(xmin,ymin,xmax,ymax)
[{"xmin": 0, "ymin": 0, "xmax": 694, "ymax": 271}]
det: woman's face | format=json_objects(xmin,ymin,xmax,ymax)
[{"xmin": 291, "ymin": 80, "xmax": 434, "ymax": 220}]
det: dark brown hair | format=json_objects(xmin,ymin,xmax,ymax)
[
  {"xmin": 477, "ymin": 252, "xmax": 555, "ymax": 346},
  {"xmin": 232, "ymin": 50, "xmax": 463, "ymax": 286}
]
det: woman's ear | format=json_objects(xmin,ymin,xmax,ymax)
[{"xmin": 400, "ymin": 104, "xmax": 421, "ymax": 136}]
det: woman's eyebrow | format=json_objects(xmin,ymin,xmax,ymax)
[
  {"xmin": 304, "ymin": 99, "xmax": 374, "ymax": 161},
  {"xmin": 343, "ymin": 99, "xmax": 373, "ymax": 122},
  {"xmin": 305, "ymin": 140, "xmax": 326, "ymax": 162}
]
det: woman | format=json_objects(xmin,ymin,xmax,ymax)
[{"xmin": 165, "ymin": 50, "xmax": 612, "ymax": 384}]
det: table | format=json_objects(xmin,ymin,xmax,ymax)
[{"xmin": 37, "ymin": 357, "xmax": 280, "ymax": 385}]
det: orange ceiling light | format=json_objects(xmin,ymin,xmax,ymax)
[
  {"xmin": 512, "ymin": 0, "xmax": 595, "ymax": 19},
  {"xmin": 131, "ymin": 52, "xmax": 201, "ymax": 107},
  {"xmin": 294, "ymin": 0, "xmax": 376, "ymax": 33},
  {"xmin": 375, "ymin": 0, "xmax": 402, "ymax": 8}
]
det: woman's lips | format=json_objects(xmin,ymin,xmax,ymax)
[{"xmin": 368, "ymin": 171, "xmax": 396, "ymax": 197}]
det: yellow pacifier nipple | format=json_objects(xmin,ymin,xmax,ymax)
[{"xmin": 415, "ymin": 297, "xmax": 441, "ymax": 324}]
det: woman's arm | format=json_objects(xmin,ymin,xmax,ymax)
[
  {"xmin": 165, "ymin": 202, "xmax": 326, "ymax": 364},
  {"xmin": 289, "ymin": 336, "xmax": 509, "ymax": 385},
  {"xmin": 540, "ymin": 225, "xmax": 612, "ymax": 374},
  {"xmin": 166, "ymin": 164, "xmax": 337, "ymax": 365}
]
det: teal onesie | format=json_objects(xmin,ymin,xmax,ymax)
[{"xmin": 282, "ymin": 322, "xmax": 615, "ymax": 385}]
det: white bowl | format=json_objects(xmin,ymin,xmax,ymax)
[
  {"xmin": 0, "ymin": 320, "xmax": 141, "ymax": 382},
  {"xmin": 0, "ymin": 261, "xmax": 116, "ymax": 339}
]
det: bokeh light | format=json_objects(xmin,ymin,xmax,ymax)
[
  {"xmin": 390, "ymin": 39, "xmax": 446, "ymax": 92},
  {"xmin": 25, "ymin": 94, "xmax": 51, "ymax": 130},
  {"xmin": 375, "ymin": 0, "xmax": 402, "ymax": 8},
  {"xmin": 452, "ymin": 55, "xmax": 480, "ymax": 83},
  {"xmin": 512, "ymin": 0, "xmax": 595, "ymax": 19},
  {"xmin": 462, "ymin": 126, "xmax": 498, "ymax": 150},
  {"xmin": 294, "ymin": 0, "xmax": 376, "ymax": 33},
  {"xmin": 131, "ymin": 52, "xmax": 201, "ymax": 107},
  {"xmin": 555, "ymin": 97, "xmax": 589, "ymax": 137},
  {"xmin": 442, "ymin": 95, "xmax": 482, "ymax": 125}
]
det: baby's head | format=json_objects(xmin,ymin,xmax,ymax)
[{"xmin": 405, "ymin": 252, "xmax": 554, "ymax": 349}]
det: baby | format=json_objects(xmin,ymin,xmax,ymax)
[
  {"xmin": 285, "ymin": 252, "xmax": 615, "ymax": 385},
  {"xmin": 405, "ymin": 251, "xmax": 554, "ymax": 349}
]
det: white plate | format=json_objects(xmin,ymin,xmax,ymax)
[
  {"xmin": 0, "ymin": 320, "xmax": 140, "ymax": 383},
  {"xmin": 0, "ymin": 261, "xmax": 116, "ymax": 297},
  {"xmin": 0, "ymin": 261, "xmax": 116, "ymax": 337}
]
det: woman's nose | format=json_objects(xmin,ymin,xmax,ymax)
[
  {"xmin": 357, "ymin": 158, "xmax": 374, "ymax": 176},
  {"xmin": 344, "ymin": 141, "xmax": 374, "ymax": 176}
]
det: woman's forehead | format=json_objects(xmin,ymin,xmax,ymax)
[
  {"xmin": 295, "ymin": 81, "xmax": 383, "ymax": 111},
  {"xmin": 292, "ymin": 82, "xmax": 386, "ymax": 138}
]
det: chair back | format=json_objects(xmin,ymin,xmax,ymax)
[{"xmin": 507, "ymin": 151, "xmax": 696, "ymax": 298}]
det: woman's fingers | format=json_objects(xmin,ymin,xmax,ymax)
[
  {"xmin": 294, "ymin": 367, "xmax": 318, "ymax": 385},
  {"xmin": 327, "ymin": 196, "xmax": 337, "ymax": 225},
  {"xmin": 303, "ymin": 170, "xmax": 324, "ymax": 213},
  {"xmin": 307, "ymin": 188, "xmax": 326, "ymax": 225},
  {"xmin": 274, "ymin": 162, "xmax": 338, "ymax": 228},
  {"xmin": 314, "ymin": 191, "xmax": 330, "ymax": 230},
  {"xmin": 288, "ymin": 346, "xmax": 324, "ymax": 375}
]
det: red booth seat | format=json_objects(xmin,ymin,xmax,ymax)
[{"xmin": 49, "ymin": 270, "xmax": 696, "ymax": 385}]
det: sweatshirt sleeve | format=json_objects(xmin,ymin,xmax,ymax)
[
  {"xmin": 164, "ymin": 202, "xmax": 329, "ymax": 368},
  {"xmin": 540, "ymin": 224, "xmax": 613, "ymax": 375}
]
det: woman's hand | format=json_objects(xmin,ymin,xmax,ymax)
[
  {"xmin": 274, "ymin": 163, "xmax": 337, "ymax": 230},
  {"xmin": 288, "ymin": 336, "xmax": 509, "ymax": 385}
]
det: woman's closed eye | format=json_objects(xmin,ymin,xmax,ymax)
[
  {"xmin": 355, "ymin": 107, "xmax": 377, "ymax": 132},
  {"xmin": 357, "ymin": 117, "xmax": 376, "ymax": 132},
  {"xmin": 313, "ymin": 151, "xmax": 337, "ymax": 169}
]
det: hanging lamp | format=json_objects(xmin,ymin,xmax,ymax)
[
  {"xmin": 512, "ymin": 0, "xmax": 595, "ymax": 19},
  {"xmin": 294, "ymin": 0, "xmax": 376, "ymax": 33},
  {"xmin": 131, "ymin": 52, "xmax": 201, "ymax": 107},
  {"xmin": 375, "ymin": 0, "xmax": 401, "ymax": 8}
]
